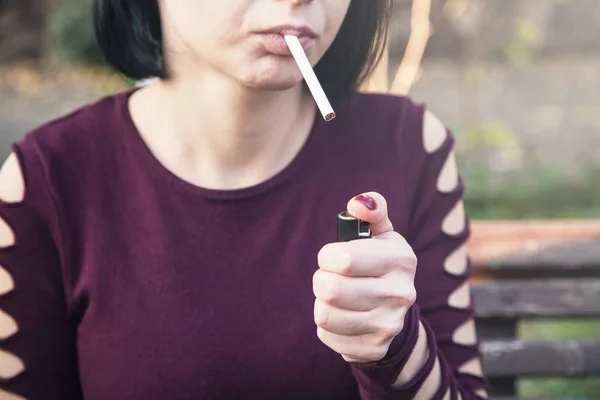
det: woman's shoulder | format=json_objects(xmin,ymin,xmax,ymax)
[
  {"xmin": 8, "ymin": 89, "xmax": 136, "ymax": 215},
  {"xmin": 341, "ymin": 90, "xmax": 423, "ymax": 115},
  {"xmin": 17, "ymin": 88, "xmax": 134, "ymax": 160},
  {"xmin": 337, "ymin": 91, "xmax": 451, "ymax": 153},
  {"xmin": 336, "ymin": 91, "xmax": 455, "ymax": 170}
]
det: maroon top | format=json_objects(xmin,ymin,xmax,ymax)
[{"xmin": 0, "ymin": 88, "xmax": 487, "ymax": 399}]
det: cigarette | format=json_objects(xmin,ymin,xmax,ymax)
[{"xmin": 284, "ymin": 35, "xmax": 336, "ymax": 122}]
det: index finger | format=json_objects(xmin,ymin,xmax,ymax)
[{"xmin": 318, "ymin": 233, "xmax": 415, "ymax": 277}]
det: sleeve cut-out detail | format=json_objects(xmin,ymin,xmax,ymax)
[
  {"xmin": 395, "ymin": 322, "xmax": 429, "ymax": 385},
  {"xmin": 0, "ymin": 218, "xmax": 15, "ymax": 248},
  {"xmin": 436, "ymin": 150, "xmax": 459, "ymax": 193},
  {"xmin": 443, "ymin": 245, "xmax": 467, "ymax": 276},
  {"xmin": 423, "ymin": 110, "xmax": 447, "ymax": 154},
  {"xmin": 458, "ymin": 357, "xmax": 484, "ymax": 377},
  {"xmin": 0, "ymin": 153, "xmax": 26, "ymax": 204},
  {"xmin": 475, "ymin": 388, "xmax": 488, "ymax": 398},
  {"xmin": 0, "ymin": 265, "xmax": 14, "ymax": 295},
  {"xmin": 448, "ymin": 282, "xmax": 471, "ymax": 309},
  {"xmin": 349, "ymin": 101, "xmax": 488, "ymax": 399},
  {"xmin": 442, "ymin": 388, "xmax": 451, "ymax": 400},
  {"xmin": 441, "ymin": 200, "xmax": 465, "ymax": 236},
  {"xmin": 413, "ymin": 356, "xmax": 441, "ymax": 400},
  {"xmin": 452, "ymin": 319, "xmax": 477, "ymax": 346},
  {"xmin": 457, "ymin": 393, "xmax": 464, "ymax": 400},
  {"xmin": 0, "ymin": 309, "xmax": 18, "ymax": 340},
  {"xmin": 0, "ymin": 140, "xmax": 82, "ymax": 397},
  {"xmin": 0, "ymin": 388, "xmax": 26, "ymax": 400},
  {"xmin": 0, "ymin": 349, "xmax": 25, "ymax": 379}
]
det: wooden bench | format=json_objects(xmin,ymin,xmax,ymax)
[{"xmin": 470, "ymin": 236, "xmax": 600, "ymax": 399}]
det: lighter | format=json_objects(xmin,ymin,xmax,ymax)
[{"xmin": 337, "ymin": 211, "xmax": 372, "ymax": 242}]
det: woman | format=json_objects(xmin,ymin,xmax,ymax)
[{"xmin": 0, "ymin": 0, "xmax": 488, "ymax": 399}]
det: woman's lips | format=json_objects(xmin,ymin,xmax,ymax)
[{"xmin": 258, "ymin": 33, "xmax": 315, "ymax": 56}]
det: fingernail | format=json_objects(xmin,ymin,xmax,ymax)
[{"xmin": 354, "ymin": 194, "xmax": 377, "ymax": 210}]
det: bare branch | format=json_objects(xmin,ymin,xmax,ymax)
[{"xmin": 390, "ymin": 0, "xmax": 433, "ymax": 95}]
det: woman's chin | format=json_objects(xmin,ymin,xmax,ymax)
[
  {"xmin": 237, "ymin": 61, "xmax": 304, "ymax": 91},
  {"xmin": 246, "ymin": 79, "xmax": 301, "ymax": 92}
]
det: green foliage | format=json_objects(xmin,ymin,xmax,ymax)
[
  {"xmin": 520, "ymin": 376, "xmax": 600, "ymax": 397},
  {"xmin": 462, "ymin": 166, "xmax": 600, "ymax": 219},
  {"xmin": 503, "ymin": 18, "xmax": 541, "ymax": 65},
  {"xmin": 46, "ymin": 0, "xmax": 105, "ymax": 66},
  {"xmin": 462, "ymin": 121, "xmax": 519, "ymax": 149},
  {"xmin": 455, "ymin": 116, "xmax": 599, "ymax": 220}
]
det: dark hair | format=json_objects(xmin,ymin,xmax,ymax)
[{"xmin": 92, "ymin": 0, "xmax": 392, "ymax": 100}]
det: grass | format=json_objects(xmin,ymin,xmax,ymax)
[{"xmin": 462, "ymin": 165, "xmax": 600, "ymax": 220}]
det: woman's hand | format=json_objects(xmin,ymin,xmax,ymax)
[{"xmin": 313, "ymin": 192, "xmax": 418, "ymax": 363}]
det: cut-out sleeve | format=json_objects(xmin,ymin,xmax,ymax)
[
  {"xmin": 350, "ymin": 105, "xmax": 488, "ymax": 399},
  {"xmin": 0, "ymin": 142, "xmax": 82, "ymax": 399}
]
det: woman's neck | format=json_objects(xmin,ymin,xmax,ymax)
[{"xmin": 129, "ymin": 72, "xmax": 317, "ymax": 190}]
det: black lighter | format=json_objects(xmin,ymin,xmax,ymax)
[{"xmin": 337, "ymin": 211, "xmax": 372, "ymax": 242}]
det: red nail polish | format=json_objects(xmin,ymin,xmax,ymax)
[{"xmin": 354, "ymin": 194, "xmax": 377, "ymax": 210}]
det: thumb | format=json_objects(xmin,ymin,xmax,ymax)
[{"xmin": 346, "ymin": 192, "xmax": 393, "ymax": 237}]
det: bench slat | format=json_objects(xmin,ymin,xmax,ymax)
[
  {"xmin": 483, "ymin": 238, "xmax": 600, "ymax": 270},
  {"xmin": 482, "ymin": 339, "xmax": 600, "ymax": 376},
  {"xmin": 472, "ymin": 280, "xmax": 600, "ymax": 317}
]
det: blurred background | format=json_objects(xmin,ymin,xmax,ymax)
[{"xmin": 0, "ymin": 0, "xmax": 599, "ymax": 397}]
